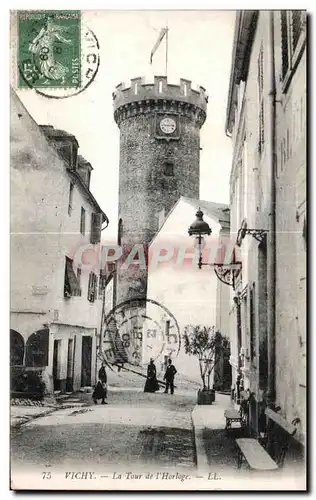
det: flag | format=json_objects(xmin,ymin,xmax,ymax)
[{"xmin": 150, "ymin": 27, "xmax": 168, "ymax": 64}]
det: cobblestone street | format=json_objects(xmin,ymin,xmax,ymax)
[{"xmin": 11, "ymin": 387, "xmax": 197, "ymax": 472}]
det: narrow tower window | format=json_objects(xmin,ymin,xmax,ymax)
[
  {"xmin": 163, "ymin": 161, "xmax": 174, "ymax": 176},
  {"xmin": 134, "ymin": 82, "xmax": 138, "ymax": 95},
  {"xmin": 183, "ymin": 83, "xmax": 187, "ymax": 96},
  {"xmin": 158, "ymin": 80, "xmax": 163, "ymax": 93},
  {"xmin": 118, "ymin": 218, "xmax": 123, "ymax": 246}
]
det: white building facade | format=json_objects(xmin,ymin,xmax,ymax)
[
  {"xmin": 143, "ymin": 197, "xmax": 231, "ymax": 387},
  {"xmin": 225, "ymin": 11, "xmax": 306, "ymax": 444},
  {"xmin": 10, "ymin": 89, "xmax": 109, "ymax": 394}
]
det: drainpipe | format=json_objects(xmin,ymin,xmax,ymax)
[{"xmin": 266, "ymin": 11, "xmax": 277, "ymax": 404}]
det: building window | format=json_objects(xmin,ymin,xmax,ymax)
[
  {"xmin": 98, "ymin": 270, "xmax": 107, "ymax": 299},
  {"xmin": 118, "ymin": 218, "xmax": 123, "ymax": 246},
  {"xmin": 257, "ymin": 45, "xmax": 264, "ymax": 155},
  {"xmin": 281, "ymin": 11, "xmax": 306, "ymax": 85},
  {"xmin": 68, "ymin": 183, "xmax": 74, "ymax": 216},
  {"xmin": 76, "ymin": 266, "xmax": 82, "ymax": 296},
  {"xmin": 163, "ymin": 161, "xmax": 174, "ymax": 176},
  {"xmin": 80, "ymin": 207, "xmax": 86, "ymax": 235},
  {"xmin": 87, "ymin": 272, "xmax": 97, "ymax": 302},
  {"xmin": 90, "ymin": 213, "xmax": 102, "ymax": 244},
  {"xmin": 64, "ymin": 257, "xmax": 81, "ymax": 298}
]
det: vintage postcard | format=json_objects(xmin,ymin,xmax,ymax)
[{"xmin": 9, "ymin": 8, "xmax": 307, "ymax": 491}]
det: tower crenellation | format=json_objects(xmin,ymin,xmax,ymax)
[{"xmin": 113, "ymin": 76, "xmax": 207, "ymax": 123}]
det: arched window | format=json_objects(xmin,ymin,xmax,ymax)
[
  {"xmin": 10, "ymin": 330, "xmax": 25, "ymax": 366},
  {"xmin": 25, "ymin": 328, "xmax": 49, "ymax": 367}
]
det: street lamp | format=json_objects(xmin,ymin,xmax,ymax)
[
  {"xmin": 188, "ymin": 208, "xmax": 241, "ymax": 288},
  {"xmin": 188, "ymin": 208, "xmax": 244, "ymax": 403},
  {"xmin": 188, "ymin": 208, "xmax": 212, "ymax": 269}
]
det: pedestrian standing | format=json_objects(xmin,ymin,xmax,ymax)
[
  {"xmin": 98, "ymin": 362, "xmax": 107, "ymax": 384},
  {"xmin": 144, "ymin": 358, "xmax": 160, "ymax": 393},
  {"xmin": 92, "ymin": 362, "xmax": 108, "ymax": 405},
  {"xmin": 163, "ymin": 359, "xmax": 177, "ymax": 394},
  {"xmin": 92, "ymin": 380, "xmax": 107, "ymax": 404}
]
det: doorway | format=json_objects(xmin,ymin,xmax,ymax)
[
  {"xmin": 10, "ymin": 330, "xmax": 25, "ymax": 366},
  {"xmin": 81, "ymin": 336, "xmax": 92, "ymax": 387},
  {"xmin": 53, "ymin": 339, "xmax": 61, "ymax": 391},
  {"xmin": 66, "ymin": 338, "xmax": 74, "ymax": 392}
]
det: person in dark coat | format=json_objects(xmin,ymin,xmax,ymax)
[
  {"xmin": 92, "ymin": 381, "xmax": 107, "ymax": 404},
  {"xmin": 163, "ymin": 359, "xmax": 177, "ymax": 394},
  {"xmin": 92, "ymin": 362, "xmax": 107, "ymax": 404},
  {"xmin": 98, "ymin": 362, "xmax": 107, "ymax": 384},
  {"xmin": 144, "ymin": 358, "xmax": 160, "ymax": 393}
]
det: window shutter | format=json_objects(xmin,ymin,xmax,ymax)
[
  {"xmin": 93, "ymin": 273, "xmax": 97, "ymax": 301},
  {"xmin": 65, "ymin": 257, "xmax": 81, "ymax": 297},
  {"xmin": 88, "ymin": 272, "xmax": 92, "ymax": 301},
  {"xmin": 90, "ymin": 213, "xmax": 102, "ymax": 244},
  {"xmin": 98, "ymin": 270, "xmax": 106, "ymax": 299},
  {"xmin": 88, "ymin": 272, "xmax": 97, "ymax": 302},
  {"xmin": 64, "ymin": 260, "xmax": 71, "ymax": 297},
  {"xmin": 292, "ymin": 11, "xmax": 303, "ymax": 52},
  {"xmin": 80, "ymin": 207, "xmax": 86, "ymax": 235},
  {"xmin": 281, "ymin": 11, "xmax": 290, "ymax": 79}
]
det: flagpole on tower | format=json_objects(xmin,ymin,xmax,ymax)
[
  {"xmin": 149, "ymin": 25, "xmax": 169, "ymax": 76},
  {"xmin": 165, "ymin": 25, "xmax": 169, "ymax": 76}
]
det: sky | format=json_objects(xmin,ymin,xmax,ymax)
[{"xmin": 15, "ymin": 10, "xmax": 236, "ymax": 240}]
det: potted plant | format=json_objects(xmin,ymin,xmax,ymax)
[{"xmin": 183, "ymin": 325, "xmax": 229, "ymax": 405}]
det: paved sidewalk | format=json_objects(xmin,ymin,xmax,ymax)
[
  {"xmin": 191, "ymin": 394, "xmax": 306, "ymax": 490},
  {"xmin": 10, "ymin": 394, "xmax": 88, "ymax": 429},
  {"xmin": 192, "ymin": 393, "xmax": 236, "ymax": 473},
  {"xmin": 10, "ymin": 405, "xmax": 58, "ymax": 428}
]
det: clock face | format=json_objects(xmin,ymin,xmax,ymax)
[{"xmin": 160, "ymin": 117, "xmax": 177, "ymax": 134}]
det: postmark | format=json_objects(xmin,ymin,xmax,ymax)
[
  {"xmin": 101, "ymin": 298, "xmax": 181, "ymax": 367},
  {"xmin": 17, "ymin": 10, "xmax": 100, "ymax": 98}
]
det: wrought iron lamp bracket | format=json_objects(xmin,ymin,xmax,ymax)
[
  {"xmin": 236, "ymin": 219, "xmax": 268, "ymax": 246},
  {"xmin": 214, "ymin": 265, "xmax": 235, "ymax": 287},
  {"xmin": 200, "ymin": 262, "xmax": 242, "ymax": 288},
  {"xmin": 245, "ymin": 229, "xmax": 267, "ymax": 245}
]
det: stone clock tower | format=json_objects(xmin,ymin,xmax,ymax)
[{"xmin": 113, "ymin": 76, "xmax": 207, "ymax": 304}]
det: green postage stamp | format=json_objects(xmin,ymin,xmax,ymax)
[{"xmin": 18, "ymin": 11, "xmax": 81, "ymax": 89}]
